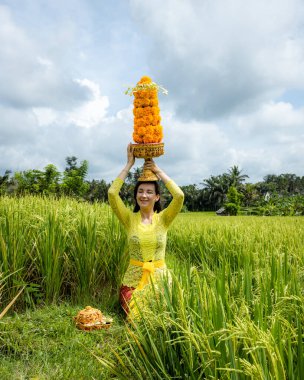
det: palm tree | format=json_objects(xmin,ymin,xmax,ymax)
[
  {"xmin": 227, "ymin": 165, "xmax": 249, "ymax": 188},
  {"xmin": 202, "ymin": 174, "xmax": 230, "ymax": 209}
]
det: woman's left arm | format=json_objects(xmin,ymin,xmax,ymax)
[{"xmin": 144, "ymin": 160, "xmax": 184, "ymax": 226}]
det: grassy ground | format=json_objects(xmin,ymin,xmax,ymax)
[{"xmin": 0, "ymin": 303, "xmax": 125, "ymax": 380}]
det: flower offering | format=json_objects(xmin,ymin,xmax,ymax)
[{"xmin": 126, "ymin": 76, "xmax": 167, "ymax": 144}]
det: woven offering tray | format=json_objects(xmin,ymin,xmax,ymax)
[
  {"xmin": 74, "ymin": 306, "xmax": 113, "ymax": 331},
  {"xmin": 132, "ymin": 143, "xmax": 164, "ymax": 159}
]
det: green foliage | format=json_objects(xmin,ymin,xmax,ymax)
[
  {"xmin": 43, "ymin": 164, "xmax": 61, "ymax": 194},
  {"xmin": 180, "ymin": 184, "xmax": 201, "ymax": 211},
  {"xmin": 0, "ymin": 304, "xmax": 124, "ymax": 380},
  {"xmin": 85, "ymin": 179, "xmax": 109, "ymax": 202},
  {"xmin": 260, "ymin": 173, "xmax": 304, "ymax": 195},
  {"xmin": 224, "ymin": 202, "xmax": 239, "ymax": 215},
  {"xmin": 244, "ymin": 193, "xmax": 304, "ymax": 216},
  {"xmin": 224, "ymin": 186, "xmax": 243, "ymax": 215},
  {"xmin": 61, "ymin": 157, "xmax": 89, "ymax": 197},
  {"xmin": 13, "ymin": 165, "xmax": 61, "ymax": 196}
]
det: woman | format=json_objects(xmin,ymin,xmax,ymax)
[{"xmin": 108, "ymin": 143, "xmax": 184, "ymax": 317}]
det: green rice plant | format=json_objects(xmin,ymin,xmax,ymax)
[
  {"xmin": 99, "ymin": 211, "xmax": 304, "ymax": 379},
  {"xmin": 68, "ymin": 208, "xmax": 108, "ymax": 301},
  {"xmin": 100, "ymin": 263, "xmax": 304, "ymax": 378},
  {"xmin": 0, "ymin": 195, "xmax": 130, "ymax": 307},
  {"xmin": 33, "ymin": 210, "xmax": 68, "ymax": 303},
  {"xmin": 0, "ymin": 196, "xmax": 127, "ymax": 305},
  {"xmin": 0, "ymin": 203, "xmax": 33, "ymax": 303},
  {"xmin": 102, "ymin": 210, "xmax": 129, "ymax": 291}
]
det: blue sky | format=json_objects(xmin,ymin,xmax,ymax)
[{"xmin": 0, "ymin": 0, "xmax": 303, "ymax": 185}]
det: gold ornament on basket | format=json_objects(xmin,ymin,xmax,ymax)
[
  {"xmin": 125, "ymin": 76, "xmax": 167, "ymax": 181},
  {"xmin": 74, "ymin": 306, "xmax": 113, "ymax": 331}
]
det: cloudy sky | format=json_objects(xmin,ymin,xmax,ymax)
[{"xmin": 1, "ymin": 0, "xmax": 304, "ymax": 185}]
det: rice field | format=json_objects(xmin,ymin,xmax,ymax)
[{"xmin": 0, "ymin": 196, "xmax": 304, "ymax": 379}]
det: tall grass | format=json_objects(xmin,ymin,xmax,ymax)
[
  {"xmin": 99, "ymin": 214, "xmax": 304, "ymax": 379},
  {"xmin": 100, "ymin": 263, "xmax": 304, "ymax": 378},
  {"xmin": 0, "ymin": 195, "xmax": 127, "ymax": 307},
  {"xmin": 1, "ymin": 197, "xmax": 304, "ymax": 377}
]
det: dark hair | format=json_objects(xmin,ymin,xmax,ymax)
[{"xmin": 133, "ymin": 181, "xmax": 162, "ymax": 213}]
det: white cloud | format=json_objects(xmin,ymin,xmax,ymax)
[
  {"xmin": 234, "ymin": 101, "xmax": 304, "ymax": 138},
  {"xmin": 66, "ymin": 79, "xmax": 109, "ymax": 128},
  {"xmin": 33, "ymin": 79, "xmax": 110, "ymax": 128},
  {"xmin": 32, "ymin": 107, "xmax": 58, "ymax": 126},
  {"xmin": 0, "ymin": 5, "xmax": 89, "ymax": 109},
  {"xmin": 130, "ymin": 0, "xmax": 304, "ymax": 119}
]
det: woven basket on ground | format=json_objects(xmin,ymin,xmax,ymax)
[{"xmin": 74, "ymin": 306, "xmax": 113, "ymax": 331}]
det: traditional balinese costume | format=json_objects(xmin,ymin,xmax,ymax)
[{"xmin": 108, "ymin": 177, "xmax": 184, "ymax": 317}]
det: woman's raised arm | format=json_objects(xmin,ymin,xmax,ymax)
[{"xmin": 117, "ymin": 143, "xmax": 135, "ymax": 181}]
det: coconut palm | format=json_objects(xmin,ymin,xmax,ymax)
[
  {"xmin": 227, "ymin": 165, "xmax": 249, "ymax": 188},
  {"xmin": 202, "ymin": 174, "xmax": 230, "ymax": 209}
]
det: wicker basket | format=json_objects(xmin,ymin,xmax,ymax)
[
  {"xmin": 131, "ymin": 143, "xmax": 165, "ymax": 181},
  {"xmin": 74, "ymin": 306, "xmax": 113, "ymax": 331},
  {"xmin": 132, "ymin": 143, "xmax": 164, "ymax": 159}
]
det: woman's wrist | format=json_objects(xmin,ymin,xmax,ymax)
[{"xmin": 126, "ymin": 161, "xmax": 134, "ymax": 170}]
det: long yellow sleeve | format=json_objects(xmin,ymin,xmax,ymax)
[
  {"xmin": 108, "ymin": 178, "xmax": 131, "ymax": 229},
  {"xmin": 161, "ymin": 179, "xmax": 184, "ymax": 227}
]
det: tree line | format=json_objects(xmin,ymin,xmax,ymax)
[{"xmin": 1, "ymin": 158, "xmax": 304, "ymax": 215}]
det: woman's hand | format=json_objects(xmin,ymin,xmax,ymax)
[
  {"xmin": 144, "ymin": 159, "xmax": 170, "ymax": 184},
  {"xmin": 127, "ymin": 143, "xmax": 135, "ymax": 167},
  {"xmin": 144, "ymin": 159, "xmax": 161, "ymax": 175},
  {"xmin": 117, "ymin": 143, "xmax": 135, "ymax": 181}
]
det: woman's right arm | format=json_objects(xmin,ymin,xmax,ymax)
[
  {"xmin": 108, "ymin": 144, "xmax": 135, "ymax": 227},
  {"xmin": 117, "ymin": 143, "xmax": 135, "ymax": 181}
]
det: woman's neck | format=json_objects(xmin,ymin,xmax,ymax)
[{"xmin": 140, "ymin": 209, "xmax": 154, "ymax": 224}]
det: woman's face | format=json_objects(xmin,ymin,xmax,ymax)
[{"xmin": 136, "ymin": 183, "xmax": 160, "ymax": 211}]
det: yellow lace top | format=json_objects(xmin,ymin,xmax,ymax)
[{"xmin": 108, "ymin": 178, "xmax": 184, "ymax": 287}]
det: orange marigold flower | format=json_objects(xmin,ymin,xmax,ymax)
[
  {"xmin": 137, "ymin": 127, "xmax": 146, "ymax": 136},
  {"xmin": 134, "ymin": 119, "xmax": 141, "ymax": 128},
  {"xmin": 154, "ymin": 125, "xmax": 163, "ymax": 134},
  {"xmin": 143, "ymin": 134, "xmax": 155, "ymax": 143},
  {"xmin": 149, "ymin": 90, "xmax": 158, "ymax": 99},
  {"xmin": 133, "ymin": 132, "xmax": 143, "ymax": 143},
  {"xmin": 141, "ymin": 90, "xmax": 150, "ymax": 98},
  {"xmin": 151, "ymin": 115, "xmax": 160, "ymax": 125},
  {"xmin": 134, "ymin": 98, "xmax": 150, "ymax": 107},
  {"xmin": 145, "ymin": 125, "xmax": 154, "ymax": 135},
  {"xmin": 138, "ymin": 76, "xmax": 152, "ymax": 84},
  {"xmin": 140, "ymin": 108, "xmax": 146, "ymax": 117},
  {"xmin": 143, "ymin": 115, "xmax": 152, "ymax": 124},
  {"xmin": 149, "ymin": 106, "xmax": 159, "ymax": 115},
  {"xmin": 133, "ymin": 108, "xmax": 145, "ymax": 117},
  {"xmin": 150, "ymin": 99, "xmax": 158, "ymax": 107},
  {"xmin": 134, "ymin": 91, "xmax": 144, "ymax": 99}
]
